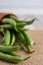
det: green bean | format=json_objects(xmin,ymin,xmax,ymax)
[
  {"xmin": 2, "ymin": 18, "xmax": 17, "ymax": 31},
  {"xmin": 21, "ymin": 30, "xmax": 34, "ymax": 46},
  {"xmin": 9, "ymin": 15, "xmax": 21, "ymax": 22},
  {"xmin": 15, "ymin": 31, "xmax": 24, "ymax": 42},
  {"xmin": 0, "ymin": 52, "xmax": 30, "ymax": 63},
  {"xmin": 15, "ymin": 36, "xmax": 27, "ymax": 51},
  {"xmin": 10, "ymin": 32, "xmax": 15, "ymax": 46},
  {"xmin": 17, "ymin": 30, "xmax": 35, "ymax": 53},
  {"xmin": 10, "ymin": 16, "xmax": 35, "ymax": 25},
  {"xmin": 17, "ymin": 27, "xmax": 28, "ymax": 31},
  {"xmin": 9, "ymin": 52, "xmax": 21, "ymax": 57},
  {"xmin": 3, "ymin": 29, "xmax": 11, "ymax": 46},
  {"xmin": 0, "ymin": 25, "xmax": 12, "ymax": 29},
  {"xmin": 0, "ymin": 45, "xmax": 21, "ymax": 53},
  {"xmin": 1, "ymin": 50, "xmax": 21, "ymax": 57},
  {"xmin": 0, "ymin": 24, "xmax": 28, "ymax": 31},
  {"xmin": 15, "ymin": 32, "xmax": 32, "ymax": 52},
  {"xmin": 22, "ymin": 18, "xmax": 35, "ymax": 24},
  {"xmin": 17, "ymin": 18, "xmax": 35, "ymax": 27},
  {"xmin": 20, "ymin": 30, "xmax": 35, "ymax": 53}
]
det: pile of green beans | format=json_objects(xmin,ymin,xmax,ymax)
[{"xmin": 0, "ymin": 15, "xmax": 35, "ymax": 63}]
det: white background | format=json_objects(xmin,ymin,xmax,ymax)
[{"xmin": 0, "ymin": 0, "xmax": 43, "ymax": 15}]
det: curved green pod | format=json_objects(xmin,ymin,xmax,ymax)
[
  {"xmin": 0, "ymin": 45, "xmax": 21, "ymax": 53},
  {"xmin": 0, "ymin": 25, "xmax": 12, "ymax": 29},
  {"xmin": 3, "ymin": 29, "xmax": 11, "ymax": 46},
  {"xmin": 9, "ymin": 15, "xmax": 21, "ymax": 22},
  {"xmin": 17, "ymin": 18, "xmax": 35, "ymax": 27},
  {"xmin": 2, "ymin": 18, "xmax": 17, "ymax": 31},
  {"xmin": 0, "ymin": 52, "xmax": 30, "ymax": 63},
  {"xmin": 21, "ymin": 30, "xmax": 34, "ymax": 46},
  {"xmin": 10, "ymin": 32, "xmax": 15, "ymax": 46}
]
